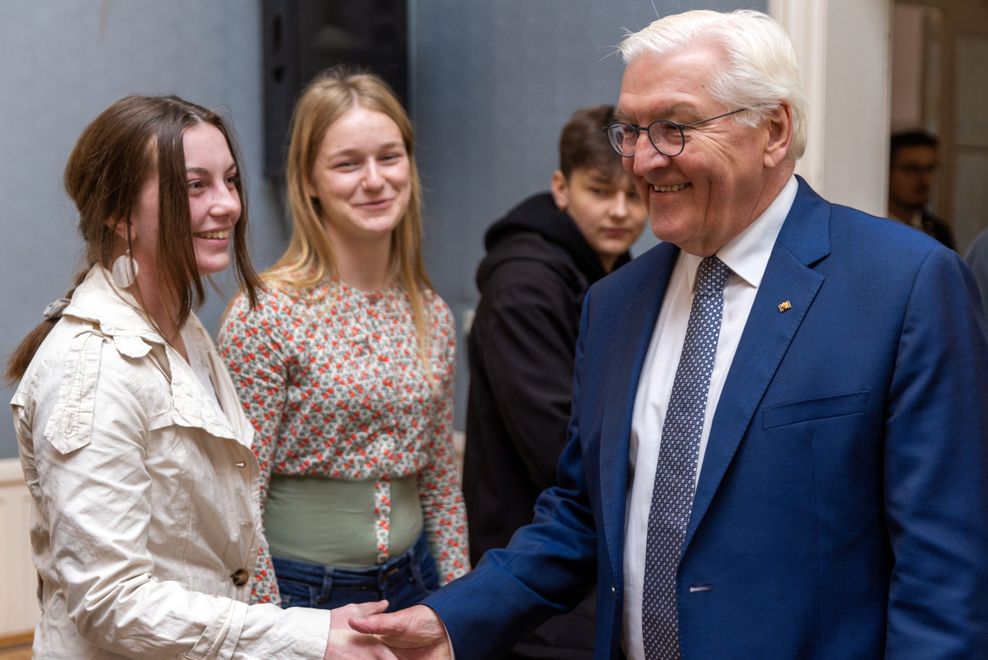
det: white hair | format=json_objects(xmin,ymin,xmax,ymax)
[{"xmin": 619, "ymin": 9, "xmax": 807, "ymax": 159}]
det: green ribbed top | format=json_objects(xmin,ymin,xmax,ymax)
[{"xmin": 263, "ymin": 473, "xmax": 423, "ymax": 568}]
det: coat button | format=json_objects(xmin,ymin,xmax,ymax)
[
  {"xmin": 231, "ymin": 568, "xmax": 249, "ymax": 587},
  {"xmin": 611, "ymin": 584, "xmax": 617, "ymax": 597}
]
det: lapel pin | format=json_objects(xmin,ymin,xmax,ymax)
[{"xmin": 777, "ymin": 300, "xmax": 792, "ymax": 313}]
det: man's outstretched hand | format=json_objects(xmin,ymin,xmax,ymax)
[{"xmin": 349, "ymin": 604, "xmax": 452, "ymax": 660}]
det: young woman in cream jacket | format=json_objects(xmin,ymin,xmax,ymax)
[{"xmin": 8, "ymin": 95, "xmax": 396, "ymax": 659}]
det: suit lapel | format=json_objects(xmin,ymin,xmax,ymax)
[
  {"xmin": 684, "ymin": 179, "xmax": 832, "ymax": 549},
  {"xmin": 599, "ymin": 242, "xmax": 678, "ymax": 580}
]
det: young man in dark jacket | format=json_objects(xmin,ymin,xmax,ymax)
[{"xmin": 463, "ymin": 105, "xmax": 648, "ymax": 659}]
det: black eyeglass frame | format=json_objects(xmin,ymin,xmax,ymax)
[{"xmin": 603, "ymin": 108, "xmax": 749, "ymax": 158}]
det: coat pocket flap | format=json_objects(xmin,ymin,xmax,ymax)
[{"xmin": 762, "ymin": 391, "xmax": 869, "ymax": 430}]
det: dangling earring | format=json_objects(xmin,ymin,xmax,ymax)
[{"xmin": 111, "ymin": 249, "xmax": 139, "ymax": 288}]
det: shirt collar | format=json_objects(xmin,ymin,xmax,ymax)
[{"xmin": 684, "ymin": 175, "xmax": 798, "ymax": 291}]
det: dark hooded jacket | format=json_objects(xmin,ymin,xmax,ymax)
[{"xmin": 463, "ymin": 192, "xmax": 631, "ymax": 659}]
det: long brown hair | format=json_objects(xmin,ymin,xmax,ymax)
[
  {"xmin": 6, "ymin": 95, "xmax": 261, "ymax": 383},
  {"xmin": 263, "ymin": 68, "xmax": 435, "ymax": 365}
]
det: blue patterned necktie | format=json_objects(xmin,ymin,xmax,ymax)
[{"xmin": 642, "ymin": 256, "xmax": 732, "ymax": 660}]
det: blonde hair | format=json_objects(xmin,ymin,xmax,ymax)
[{"xmin": 265, "ymin": 67, "xmax": 434, "ymax": 365}]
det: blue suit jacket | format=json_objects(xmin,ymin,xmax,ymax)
[{"xmin": 429, "ymin": 179, "xmax": 988, "ymax": 658}]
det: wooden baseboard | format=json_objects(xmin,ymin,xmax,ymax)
[{"xmin": 0, "ymin": 631, "xmax": 32, "ymax": 649}]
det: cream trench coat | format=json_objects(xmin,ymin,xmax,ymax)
[{"xmin": 11, "ymin": 267, "xmax": 331, "ymax": 659}]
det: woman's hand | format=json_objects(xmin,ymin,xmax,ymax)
[{"xmin": 324, "ymin": 601, "xmax": 398, "ymax": 659}]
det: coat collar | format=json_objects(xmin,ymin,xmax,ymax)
[
  {"xmin": 63, "ymin": 266, "xmax": 168, "ymax": 347},
  {"xmin": 61, "ymin": 266, "xmax": 253, "ymax": 448},
  {"xmin": 596, "ymin": 176, "xmax": 833, "ymax": 573},
  {"xmin": 683, "ymin": 176, "xmax": 831, "ymax": 549}
]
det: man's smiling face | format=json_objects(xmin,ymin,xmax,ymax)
[{"xmin": 617, "ymin": 44, "xmax": 784, "ymax": 256}]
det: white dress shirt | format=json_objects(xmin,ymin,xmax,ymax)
[{"xmin": 622, "ymin": 176, "xmax": 798, "ymax": 659}]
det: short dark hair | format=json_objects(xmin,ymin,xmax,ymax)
[
  {"xmin": 890, "ymin": 130, "xmax": 938, "ymax": 161},
  {"xmin": 558, "ymin": 104, "xmax": 624, "ymax": 178}
]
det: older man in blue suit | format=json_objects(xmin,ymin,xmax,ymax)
[{"xmin": 354, "ymin": 9, "xmax": 988, "ymax": 659}]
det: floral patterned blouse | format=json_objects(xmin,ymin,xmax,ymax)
[{"xmin": 218, "ymin": 280, "xmax": 469, "ymax": 602}]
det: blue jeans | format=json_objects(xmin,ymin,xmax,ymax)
[{"xmin": 272, "ymin": 532, "xmax": 440, "ymax": 612}]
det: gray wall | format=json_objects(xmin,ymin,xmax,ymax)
[
  {"xmin": 0, "ymin": 0, "xmax": 761, "ymax": 459},
  {"xmin": 411, "ymin": 0, "xmax": 762, "ymax": 429},
  {"xmin": 0, "ymin": 0, "xmax": 286, "ymax": 459}
]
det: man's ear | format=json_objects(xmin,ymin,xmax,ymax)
[
  {"xmin": 763, "ymin": 102, "xmax": 794, "ymax": 169},
  {"xmin": 550, "ymin": 170, "xmax": 570, "ymax": 211}
]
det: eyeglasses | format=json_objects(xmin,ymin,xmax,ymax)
[{"xmin": 603, "ymin": 108, "xmax": 749, "ymax": 158}]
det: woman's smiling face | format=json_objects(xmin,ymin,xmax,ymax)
[
  {"xmin": 126, "ymin": 122, "xmax": 241, "ymax": 278},
  {"xmin": 306, "ymin": 105, "xmax": 411, "ymax": 248}
]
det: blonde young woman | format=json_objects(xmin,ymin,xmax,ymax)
[
  {"xmin": 219, "ymin": 69, "xmax": 468, "ymax": 611},
  {"xmin": 7, "ymin": 95, "xmax": 395, "ymax": 659}
]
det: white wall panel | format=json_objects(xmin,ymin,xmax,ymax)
[{"xmin": 0, "ymin": 458, "xmax": 38, "ymax": 637}]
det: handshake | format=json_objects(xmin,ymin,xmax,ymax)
[{"xmin": 324, "ymin": 602, "xmax": 452, "ymax": 660}]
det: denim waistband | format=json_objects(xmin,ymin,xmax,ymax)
[{"xmin": 272, "ymin": 531, "xmax": 430, "ymax": 589}]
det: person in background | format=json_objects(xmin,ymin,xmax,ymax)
[
  {"xmin": 463, "ymin": 104, "xmax": 647, "ymax": 659},
  {"xmin": 7, "ymin": 95, "xmax": 394, "ymax": 658},
  {"xmin": 354, "ymin": 9, "xmax": 988, "ymax": 659},
  {"xmin": 964, "ymin": 226, "xmax": 988, "ymax": 313},
  {"xmin": 219, "ymin": 68, "xmax": 468, "ymax": 614},
  {"xmin": 888, "ymin": 129, "xmax": 955, "ymax": 249}
]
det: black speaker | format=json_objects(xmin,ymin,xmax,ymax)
[{"xmin": 262, "ymin": 0, "xmax": 409, "ymax": 179}]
